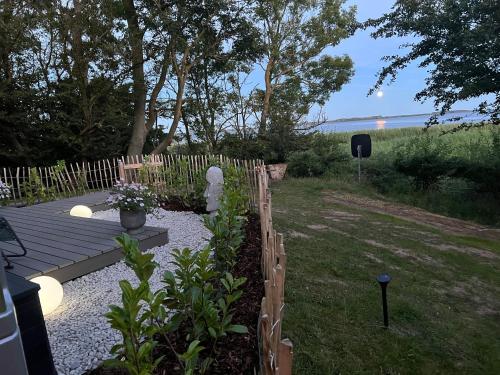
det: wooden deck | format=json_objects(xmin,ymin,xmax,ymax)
[{"xmin": 0, "ymin": 192, "xmax": 168, "ymax": 283}]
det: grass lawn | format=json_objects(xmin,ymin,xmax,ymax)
[{"xmin": 271, "ymin": 177, "xmax": 500, "ymax": 374}]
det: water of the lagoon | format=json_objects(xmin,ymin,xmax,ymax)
[{"xmin": 318, "ymin": 110, "xmax": 486, "ymax": 133}]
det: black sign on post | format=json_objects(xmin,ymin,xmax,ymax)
[
  {"xmin": 351, "ymin": 134, "xmax": 372, "ymax": 158},
  {"xmin": 351, "ymin": 134, "xmax": 372, "ymax": 182}
]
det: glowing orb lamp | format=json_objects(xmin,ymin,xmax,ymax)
[
  {"xmin": 70, "ymin": 205, "xmax": 92, "ymax": 218},
  {"xmin": 31, "ymin": 276, "xmax": 64, "ymax": 315},
  {"xmin": 376, "ymin": 90, "xmax": 384, "ymax": 98}
]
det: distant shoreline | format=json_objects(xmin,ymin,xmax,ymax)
[{"xmin": 326, "ymin": 110, "xmax": 472, "ymax": 123}]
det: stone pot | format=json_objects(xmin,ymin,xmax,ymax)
[
  {"xmin": 266, "ymin": 163, "xmax": 288, "ymax": 180},
  {"xmin": 119, "ymin": 208, "xmax": 146, "ymax": 234}
]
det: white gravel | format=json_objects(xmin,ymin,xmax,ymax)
[{"xmin": 44, "ymin": 209, "xmax": 211, "ymax": 375}]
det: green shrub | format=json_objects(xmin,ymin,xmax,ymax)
[
  {"xmin": 105, "ymin": 234, "xmax": 164, "ymax": 375},
  {"xmin": 203, "ymin": 169, "xmax": 248, "ymax": 273},
  {"xmin": 287, "ymin": 150, "xmax": 325, "ymax": 177},
  {"xmin": 22, "ymin": 168, "xmax": 51, "ymax": 205},
  {"xmin": 163, "ymin": 247, "xmax": 247, "ymax": 343},
  {"xmin": 393, "ymin": 135, "xmax": 458, "ymax": 190},
  {"xmin": 107, "ymin": 162, "xmax": 252, "ymax": 372},
  {"xmin": 287, "ymin": 134, "xmax": 349, "ymax": 177}
]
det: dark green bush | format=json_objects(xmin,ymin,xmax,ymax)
[
  {"xmin": 393, "ymin": 135, "xmax": 458, "ymax": 190},
  {"xmin": 287, "ymin": 150, "xmax": 325, "ymax": 177},
  {"xmin": 287, "ymin": 134, "xmax": 349, "ymax": 177},
  {"xmin": 107, "ymin": 236, "xmax": 248, "ymax": 374}
]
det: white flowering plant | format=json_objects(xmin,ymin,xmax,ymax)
[
  {"xmin": 107, "ymin": 181, "xmax": 158, "ymax": 214},
  {"xmin": 0, "ymin": 180, "xmax": 11, "ymax": 204}
]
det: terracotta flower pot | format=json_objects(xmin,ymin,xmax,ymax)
[
  {"xmin": 266, "ymin": 163, "xmax": 288, "ymax": 180},
  {"xmin": 119, "ymin": 208, "xmax": 146, "ymax": 234}
]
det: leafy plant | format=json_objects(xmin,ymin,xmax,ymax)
[
  {"xmin": 287, "ymin": 135, "xmax": 348, "ymax": 177},
  {"xmin": 22, "ymin": 168, "xmax": 50, "ymax": 205},
  {"xmin": 107, "ymin": 236, "xmax": 248, "ymax": 374},
  {"xmin": 287, "ymin": 150, "xmax": 324, "ymax": 177},
  {"xmin": 162, "ymin": 247, "xmax": 247, "ymax": 345},
  {"xmin": 105, "ymin": 234, "xmax": 164, "ymax": 375},
  {"xmin": 393, "ymin": 135, "xmax": 456, "ymax": 190},
  {"xmin": 204, "ymin": 191, "xmax": 247, "ymax": 272},
  {"xmin": 178, "ymin": 340, "xmax": 205, "ymax": 375},
  {"xmin": 48, "ymin": 160, "xmax": 67, "ymax": 196}
]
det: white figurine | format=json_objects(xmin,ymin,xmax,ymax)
[{"xmin": 204, "ymin": 166, "xmax": 224, "ymax": 216}]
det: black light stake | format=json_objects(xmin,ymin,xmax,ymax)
[{"xmin": 376, "ymin": 273, "xmax": 392, "ymax": 328}]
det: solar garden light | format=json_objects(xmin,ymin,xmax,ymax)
[
  {"xmin": 0, "ymin": 263, "xmax": 29, "ymax": 374},
  {"xmin": 69, "ymin": 205, "xmax": 92, "ymax": 218},
  {"xmin": 30, "ymin": 276, "xmax": 64, "ymax": 316},
  {"xmin": 376, "ymin": 273, "xmax": 392, "ymax": 328}
]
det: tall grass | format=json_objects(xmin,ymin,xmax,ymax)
[
  {"xmin": 313, "ymin": 124, "xmax": 500, "ymax": 225},
  {"xmin": 325, "ymin": 124, "xmax": 499, "ymax": 158}
]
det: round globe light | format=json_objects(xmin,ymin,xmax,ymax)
[
  {"xmin": 70, "ymin": 205, "xmax": 92, "ymax": 218},
  {"xmin": 30, "ymin": 276, "xmax": 64, "ymax": 316},
  {"xmin": 376, "ymin": 90, "xmax": 384, "ymax": 98}
]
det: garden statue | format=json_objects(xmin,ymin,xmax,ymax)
[{"xmin": 204, "ymin": 166, "xmax": 224, "ymax": 216}]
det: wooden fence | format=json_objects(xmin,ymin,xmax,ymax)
[
  {"xmin": 257, "ymin": 165, "xmax": 293, "ymax": 375},
  {"xmin": 0, "ymin": 155, "xmax": 263, "ymax": 207}
]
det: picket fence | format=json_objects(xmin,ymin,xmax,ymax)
[
  {"xmin": 257, "ymin": 165, "xmax": 293, "ymax": 374},
  {"xmin": 1, "ymin": 154, "xmax": 263, "ymax": 207}
]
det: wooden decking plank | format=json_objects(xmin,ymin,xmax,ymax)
[
  {"xmin": 5, "ymin": 263, "xmax": 42, "ymax": 279},
  {"xmin": 0, "ymin": 214, "xmax": 123, "ymax": 240},
  {"xmin": 10, "ymin": 225, "xmax": 114, "ymax": 252},
  {"xmin": 4, "ymin": 219, "xmax": 118, "ymax": 247},
  {"xmin": 0, "ymin": 209, "xmax": 130, "ymax": 234},
  {"xmin": 0, "ymin": 190, "xmax": 168, "ymax": 282},
  {"xmin": 6, "ymin": 231, "xmax": 101, "ymax": 257},
  {"xmin": 0, "ymin": 209, "xmax": 163, "ymax": 238},
  {"xmin": 0, "ymin": 241, "xmax": 72, "ymax": 267},
  {"xmin": 45, "ymin": 247, "xmax": 123, "ymax": 283},
  {"xmin": 21, "ymin": 191, "xmax": 110, "ymax": 212},
  {"xmin": 15, "ymin": 208, "xmax": 123, "ymax": 229},
  {"xmin": 0, "ymin": 240, "xmax": 89, "ymax": 262},
  {"xmin": 1, "ymin": 209, "xmax": 165, "ymax": 237},
  {"xmin": 8, "ymin": 238, "xmax": 88, "ymax": 262},
  {"xmin": 5, "ymin": 255, "xmax": 59, "ymax": 274}
]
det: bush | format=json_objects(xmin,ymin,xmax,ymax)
[
  {"xmin": 287, "ymin": 134, "xmax": 349, "ymax": 177},
  {"xmin": 107, "ymin": 175, "xmax": 252, "ymax": 373},
  {"xmin": 393, "ymin": 135, "xmax": 458, "ymax": 190},
  {"xmin": 106, "ymin": 236, "xmax": 248, "ymax": 375},
  {"xmin": 204, "ymin": 164, "xmax": 248, "ymax": 273},
  {"xmin": 287, "ymin": 150, "xmax": 325, "ymax": 177}
]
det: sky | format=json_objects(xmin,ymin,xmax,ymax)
[
  {"xmin": 158, "ymin": 0, "xmax": 487, "ymax": 129},
  {"xmin": 312, "ymin": 0, "xmax": 483, "ymax": 120}
]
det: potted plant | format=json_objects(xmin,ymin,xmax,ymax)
[{"xmin": 107, "ymin": 181, "xmax": 157, "ymax": 234}]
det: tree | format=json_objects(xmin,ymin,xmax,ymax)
[
  {"xmin": 254, "ymin": 0, "xmax": 357, "ymax": 137},
  {"xmin": 0, "ymin": 0, "xmax": 133, "ymax": 165},
  {"xmin": 110, "ymin": 0, "xmax": 259, "ymax": 156},
  {"xmin": 0, "ymin": 1, "xmax": 43, "ymax": 164},
  {"xmin": 114, "ymin": 0, "xmax": 171, "ymax": 156},
  {"xmin": 181, "ymin": 26, "xmax": 261, "ymax": 153},
  {"xmin": 150, "ymin": 0, "xmax": 260, "ymax": 155},
  {"xmin": 367, "ymin": 0, "xmax": 500, "ymax": 128}
]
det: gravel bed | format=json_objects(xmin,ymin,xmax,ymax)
[{"xmin": 44, "ymin": 209, "xmax": 211, "ymax": 375}]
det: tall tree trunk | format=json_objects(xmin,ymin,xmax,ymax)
[
  {"xmin": 70, "ymin": 0, "xmax": 93, "ymax": 142},
  {"xmin": 259, "ymin": 58, "xmax": 274, "ymax": 137},
  {"xmin": 123, "ymin": 0, "xmax": 147, "ymax": 156},
  {"xmin": 181, "ymin": 110, "xmax": 193, "ymax": 151},
  {"xmin": 152, "ymin": 70, "xmax": 187, "ymax": 154}
]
